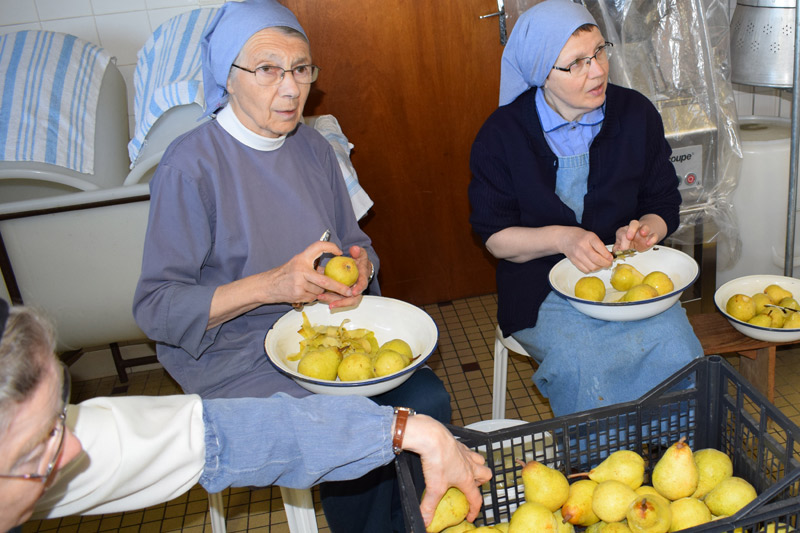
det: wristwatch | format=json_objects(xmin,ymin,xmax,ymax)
[
  {"xmin": 367, "ymin": 261, "xmax": 375, "ymax": 284},
  {"xmin": 392, "ymin": 406, "xmax": 416, "ymax": 455}
]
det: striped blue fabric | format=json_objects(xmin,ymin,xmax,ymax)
[
  {"xmin": 128, "ymin": 8, "xmax": 217, "ymax": 166},
  {"xmin": 0, "ymin": 31, "xmax": 112, "ymax": 174}
]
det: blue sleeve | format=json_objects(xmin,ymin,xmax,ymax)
[{"xmin": 199, "ymin": 393, "xmax": 395, "ymax": 492}]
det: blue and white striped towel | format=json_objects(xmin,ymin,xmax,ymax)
[
  {"xmin": 128, "ymin": 7, "xmax": 217, "ymax": 166},
  {"xmin": 0, "ymin": 31, "xmax": 112, "ymax": 174}
]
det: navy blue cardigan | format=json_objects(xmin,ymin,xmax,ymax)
[{"xmin": 469, "ymin": 84, "xmax": 682, "ymax": 335}]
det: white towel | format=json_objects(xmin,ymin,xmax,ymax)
[
  {"xmin": 0, "ymin": 31, "xmax": 112, "ymax": 174},
  {"xmin": 312, "ymin": 115, "xmax": 374, "ymax": 220},
  {"xmin": 128, "ymin": 8, "xmax": 217, "ymax": 166}
]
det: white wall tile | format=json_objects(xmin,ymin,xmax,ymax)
[
  {"xmin": 91, "ymin": 0, "xmax": 147, "ymax": 15},
  {"xmin": 41, "ymin": 16, "xmax": 100, "ymax": 46},
  {"xmin": 0, "ymin": 22, "xmax": 43, "ymax": 35},
  {"xmin": 0, "ymin": 0, "xmax": 40, "ymax": 25},
  {"xmin": 146, "ymin": 0, "xmax": 199, "ymax": 9},
  {"xmin": 34, "ymin": 0, "xmax": 92, "ymax": 21},
  {"xmin": 95, "ymin": 11, "xmax": 152, "ymax": 66}
]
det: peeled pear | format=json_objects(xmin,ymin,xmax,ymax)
[
  {"xmin": 642, "ymin": 271, "xmax": 674, "ymax": 296},
  {"xmin": 591, "ymin": 480, "xmax": 638, "ymax": 523},
  {"xmin": 784, "ymin": 311, "xmax": 800, "ymax": 329},
  {"xmin": 379, "ymin": 338, "xmax": 414, "ymax": 364},
  {"xmin": 622, "ymin": 284, "xmax": 659, "ymax": 302},
  {"xmin": 748, "ymin": 314, "xmax": 773, "ymax": 328},
  {"xmin": 324, "ymin": 255, "xmax": 359, "ymax": 286},
  {"xmin": 373, "ymin": 349, "xmax": 407, "ymax": 377},
  {"xmin": 765, "ymin": 307, "xmax": 786, "ymax": 328},
  {"xmin": 560, "ymin": 479, "xmax": 600, "ymax": 526},
  {"xmin": 337, "ymin": 352, "xmax": 374, "ymax": 381},
  {"xmin": 508, "ymin": 501, "xmax": 559, "ymax": 532},
  {"xmin": 726, "ymin": 294, "xmax": 756, "ymax": 322},
  {"xmin": 668, "ymin": 497, "xmax": 711, "ymax": 531},
  {"xmin": 703, "ymin": 477, "xmax": 757, "ymax": 517},
  {"xmin": 575, "ymin": 276, "xmax": 606, "ymax": 301},
  {"xmin": 691, "ymin": 448, "xmax": 733, "ymax": 499},
  {"xmin": 426, "ymin": 487, "xmax": 470, "ymax": 533},
  {"xmin": 573, "ymin": 449, "xmax": 645, "ymax": 489},
  {"xmin": 652, "ymin": 438, "xmax": 698, "ymax": 501},
  {"xmin": 626, "ymin": 495, "xmax": 671, "ymax": 533},
  {"xmin": 764, "ymin": 284, "xmax": 793, "ymax": 304},
  {"xmin": 518, "ymin": 459, "xmax": 570, "ymax": 512},
  {"xmin": 610, "ymin": 264, "xmax": 645, "ymax": 291},
  {"xmin": 779, "ymin": 297, "xmax": 800, "ymax": 310},
  {"xmin": 297, "ymin": 346, "xmax": 342, "ymax": 380}
]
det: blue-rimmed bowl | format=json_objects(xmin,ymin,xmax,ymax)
[
  {"xmin": 265, "ymin": 295, "xmax": 438, "ymax": 396},
  {"xmin": 548, "ymin": 245, "xmax": 699, "ymax": 321},
  {"xmin": 714, "ymin": 274, "xmax": 800, "ymax": 342}
]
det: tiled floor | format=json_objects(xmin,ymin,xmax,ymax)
[{"xmin": 22, "ymin": 293, "xmax": 800, "ymax": 532}]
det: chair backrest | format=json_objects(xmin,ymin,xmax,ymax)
[{"xmin": 0, "ymin": 184, "xmax": 151, "ymax": 352}]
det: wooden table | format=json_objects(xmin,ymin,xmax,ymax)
[{"xmin": 688, "ymin": 312, "xmax": 798, "ymax": 403}]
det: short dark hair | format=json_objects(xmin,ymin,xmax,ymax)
[
  {"xmin": 0, "ymin": 306, "xmax": 56, "ymax": 436},
  {"xmin": 573, "ymin": 23, "xmax": 598, "ymax": 36}
]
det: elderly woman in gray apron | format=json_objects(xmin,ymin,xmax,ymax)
[{"xmin": 468, "ymin": 0, "xmax": 703, "ymax": 416}]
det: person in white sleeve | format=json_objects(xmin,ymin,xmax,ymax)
[{"xmin": 0, "ymin": 301, "xmax": 491, "ymax": 532}]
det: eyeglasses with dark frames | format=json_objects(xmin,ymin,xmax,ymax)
[
  {"xmin": 552, "ymin": 42, "xmax": 613, "ymax": 76},
  {"xmin": 0, "ymin": 361, "xmax": 71, "ymax": 481},
  {"xmin": 231, "ymin": 63, "xmax": 320, "ymax": 86}
]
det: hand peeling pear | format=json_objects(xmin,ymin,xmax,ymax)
[
  {"xmin": 324, "ymin": 256, "xmax": 359, "ymax": 286},
  {"xmin": 611, "ymin": 264, "xmax": 645, "ymax": 291}
]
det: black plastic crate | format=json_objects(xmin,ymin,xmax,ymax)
[{"xmin": 397, "ymin": 355, "xmax": 800, "ymax": 532}]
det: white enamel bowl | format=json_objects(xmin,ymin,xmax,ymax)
[
  {"xmin": 265, "ymin": 295, "xmax": 438, "ymax": 396},
  {"xmin": 714, "ymin": 274, "xmax": 800, "ymax": 342},
  {"xmin": 548, "ymin": 245, "xmax": 699, "ymax": 321}
]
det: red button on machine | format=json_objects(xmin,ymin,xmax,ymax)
[{"xmin": 685, "ymin": 173, "xmax": 697, "ymax": 184}]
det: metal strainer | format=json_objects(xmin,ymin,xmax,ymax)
[{"xmin": 730, "ymin": 0, "xmax": 796, "ymax": 88}]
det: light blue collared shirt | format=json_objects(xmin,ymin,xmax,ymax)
[{"xmin": 536, "ymin": 89, "xmax": 605, "ymax": 157}]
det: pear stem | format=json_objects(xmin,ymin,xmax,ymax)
[{"xmin": 566, "ymin": 471, "xmax": 590, "ymax": 479}]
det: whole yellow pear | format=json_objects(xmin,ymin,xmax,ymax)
[
  {"xmin": 668, "ymin": 497, "xmax": 711, "ymax": 532},
  {"xmin": 726, "ymin": 294, "xmax": 756, "ymax": 322},
  {"xmin": 779, "ymin": 297, "xmax": 800, "ymax": 311},
  {"xmin": 691, "ymin": 448, "xmax": 733, "ymax": 499},
  {"xmin": 518, "ymin": 460, "xmax": 570, "ymax": 512},
  {"xmin": 560, "ymin": 479, "xmax": 600, "ymax": 526},
  {"xmin": 324, "ymin": 256, "xmax": 359, "ymax": 286},
  {"xmin": 764, "ymin": 284, "xmax": 793, "ymax": 304},
  {"xmin": 489, "ymin": 524, "xmax": 510, "ymax": 533},
  {"xmin": 591, "ymin": 480, "xmax": 638, "ymax": 523},
  {"xmin": 470, "ymin": 528, "xmax": 502, "ymax": 532},
  {"xmin": 604, "ymin": 524, "xmax": 634, "ymax": 532},
  {"xmin": 575, "ymin": 276, "xmax": 606, "ymax": 302},
  {"xmin": 297, "ymin": 347, "xmax": 342, "ymax": 381},
  {"xmin": 611, "ymin": 264, "xmax": 645, "ymax": 291},
  {"xmin": 426, "ymin": 487, "xmax": 470, "ymax": 533},
  {"xmin": 337, "ymin": 352, "xmax": 374, "ymax": 381},
  {"xmin": 553, "ymin": 509, "xmax": 575, "ymax": 533},
  {"xmin": 751, "ymin": 293, "xmax": 772, "ymax": 315},
  {"xmin": 379, "ymin": 338, "xmax": 414, "ymax": 364},
  {"xmin": 784, "ymin": 311, "xmax": 800, "ymax": 329},
  {"xmin": 622, "ymin": 284, "xmax": 659, "ymax": 302},
  {"xmin": 703, "ymin": 477, "xmax": 757, "ymax": 517},
  {"xmin": 583, "ymin": 449, "xmax": 645, "ymax": 489},
  {"xmin": 642, "ymin": 271, "xmax": 674, "ymax": 296},
  {"xmin": 652, "ymin": 438, "xmax": 698, "ymax": 501},
  {"xmin": 765, "ymin": 307, "xmax": 786, "ymax": 328},
  {"xmin": 748, "ymin": 314, "xmax": 773, "ymax": 328},
  {"xmin": 635, "ymin": 486, "xmax": 671, "ymax": 509},
  {"xmin": 626, "ymin": 495, "xmax": 672, "ymax": 533},
  {"xmin": 441, "ymin": 520, "xmax": 477, "ymax": 532},
  {"xmin": 508, "ymin": 501, "xmax": 558, "ymax": 532},
  {"xmin": 757, "ymin": 523, "xmax": 796, "ymax": 532}
]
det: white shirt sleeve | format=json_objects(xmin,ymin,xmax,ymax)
[{"xmin": 33, "ymin": 395, "xmax": 206, "ymax": 518}]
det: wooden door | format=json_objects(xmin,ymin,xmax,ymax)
[{"xmin": 284, "ymin": 0, "xmax": 504, "ymax": 305}]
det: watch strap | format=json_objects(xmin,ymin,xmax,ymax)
[{"xmin": 392, "ymin": 407, "xmax": 415, "ymax": 454}]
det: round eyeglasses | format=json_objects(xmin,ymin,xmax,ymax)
[
  {"xmin": 231, "ymin": 63, "xmax": 320, "ymax": 86},
  {"xmin": 552, "ymin": 42, "xmax": 613, "ymax": 77},
  {"xmin": 0, "ymin": 361, "xmax": 71, "ymax": 481}
]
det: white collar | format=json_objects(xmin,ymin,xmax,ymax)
[{"xmin": 216, "ymin": 105, "xmax": 287, "ymax": 151}]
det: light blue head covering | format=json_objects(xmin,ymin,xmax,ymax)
[
  {"xmin": 201, "ymin": 0, "xmax": 307, "ymax": 117},
  {"xmin": 499, "ymin": 0, "xmax": 597, "ymax": 106}
]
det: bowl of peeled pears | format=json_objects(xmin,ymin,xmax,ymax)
[
  {"xmin": 548, "ymin": 245, "xmax": 699, "ymax": 321},
  {"xmin": 714, "ymin": 274, "xmax": 800, "ymax": 342},
  {"xmin": 265, "ymin": 295, "xmax": 438, "ymax": 396}
]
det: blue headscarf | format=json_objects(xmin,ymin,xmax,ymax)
[
  {"xmin": 499, "ymin": 0, "xmax": 597, "ymax": 106},
  {"xmin": 201, "ymin": 0, "xmax": 307, "ymax": 117}
]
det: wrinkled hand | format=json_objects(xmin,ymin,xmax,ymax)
[
  {"xmin": 271, "ymin": 240, "xmax": 352, "ymax": 306},
  {"xmin": 561, "ymin": 227, "xmax": 613, "ymax": 273},
  {"xmin": 324, "ymin": 245, "xmax": 372, "ymax": 310},
  {"xmin": 615, "ymin": 219, "xmax": 660, "ymax": 254},
  {"xmin": 402, "ymin": 415, "xmax": 492, "ymax": 527}
]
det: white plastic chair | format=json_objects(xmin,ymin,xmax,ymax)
[
  {"xmin": 206, "ymin": 487, "xmax": 318, "ymax": 533},
  {"xmin": 492, "ymin": 325, "xmax": 534, "ymax": 420}
]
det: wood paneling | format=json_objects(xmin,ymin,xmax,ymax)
[{"xmin": 284, "ymin": 0, "xmax": 503, "ymax": 305}]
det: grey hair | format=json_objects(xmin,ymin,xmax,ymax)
[{"xmin": 0, "ymin": 306, "xmax": 56, "ymax": 436}]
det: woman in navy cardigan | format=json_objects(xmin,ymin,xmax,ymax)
[{"xmin": 468, "ymin": 0, "xmax": 702, "ymax": 416}]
